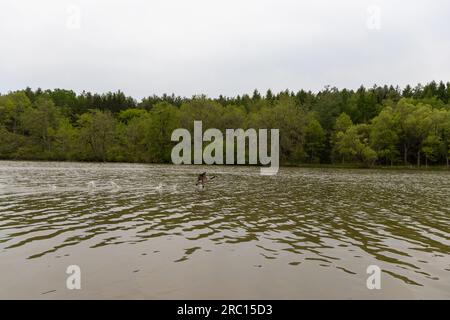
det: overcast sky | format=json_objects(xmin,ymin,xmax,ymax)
[{"xmin": 1, "ymin": 0, "xmax": 449, "ymax": 98}]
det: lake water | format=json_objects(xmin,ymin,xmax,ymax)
[{"xmin": 0, "ymin": 161, "xmax": 449, "ymax": 299}]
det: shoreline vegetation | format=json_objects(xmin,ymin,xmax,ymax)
[
  {"xmin": 1, "ymin": 159, "xmax": 449, "ymax": 171},
  {"xmin": 1, "ymin": 82, "xmax": 450, "ymax": 168}
]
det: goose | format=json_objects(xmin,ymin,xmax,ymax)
[{"xmin": 196, "ymin": 172, "xmax": 216, "ymax": 189}]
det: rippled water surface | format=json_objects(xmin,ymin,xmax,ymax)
[{"xmin": 0, "ymin": 161, "xmax": 449, "ymax": 299}]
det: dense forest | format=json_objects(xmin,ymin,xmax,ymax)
[{"xmin": 1, "ymin": 81, "xmax": 450, "ymax": 167}]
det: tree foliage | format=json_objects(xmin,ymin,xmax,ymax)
[{"xmin": 1, "ymin": 82, "xmax": 450, "ymax": 167}]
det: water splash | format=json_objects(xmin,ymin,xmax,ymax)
[
  {"xmin": 87, "ymin": 181, "xmax": 96, "ymax": 191},
  {"xmin": 155, "ymin": 183, "xmax": 163, "ymax": 194},
  {"xmin": 110, "ymin": 181, "xmax": 120, "ymax": 191}
]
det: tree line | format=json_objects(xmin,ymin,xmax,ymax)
[{"xmin": 1, "ymin": 81, "xmax": 450, "ymax": 167}]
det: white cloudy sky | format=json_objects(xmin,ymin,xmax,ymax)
[{"xmin": 1, "ymin": 0, "xmax": 449, "ymax": 98}]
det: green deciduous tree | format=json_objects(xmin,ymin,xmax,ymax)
[
  {"xmin": 335, "ymin": 124, "xmax": 377, "ymax": 166},
  {"xmin": 332, "ymin": 113, "xmax": 353, "ymax": 163},
  {"xmin": 77, "ymin": 110, "xmax": 116, "ymax": 161},
  {"xmin": 146, "ymin": 102, "xmax": 181, "ymax": 162},
  {"xmin": 0, "ymin": 91, "xmax": 32, "ymax": 134},
  {"xmin": 20, "ymin": 97, "xmax": 62, "ymax": 155},
  {"xmin": 370, "ymin": 107, "xmax": 399, "ymax": 165},
  {"xmin": 304, "ymin": 117, "xmax": 326, "ymax": 163}
]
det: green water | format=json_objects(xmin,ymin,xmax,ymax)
[{"xmin": 0, "ymin": 161, "xmax": 449, "ymax": 299}]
